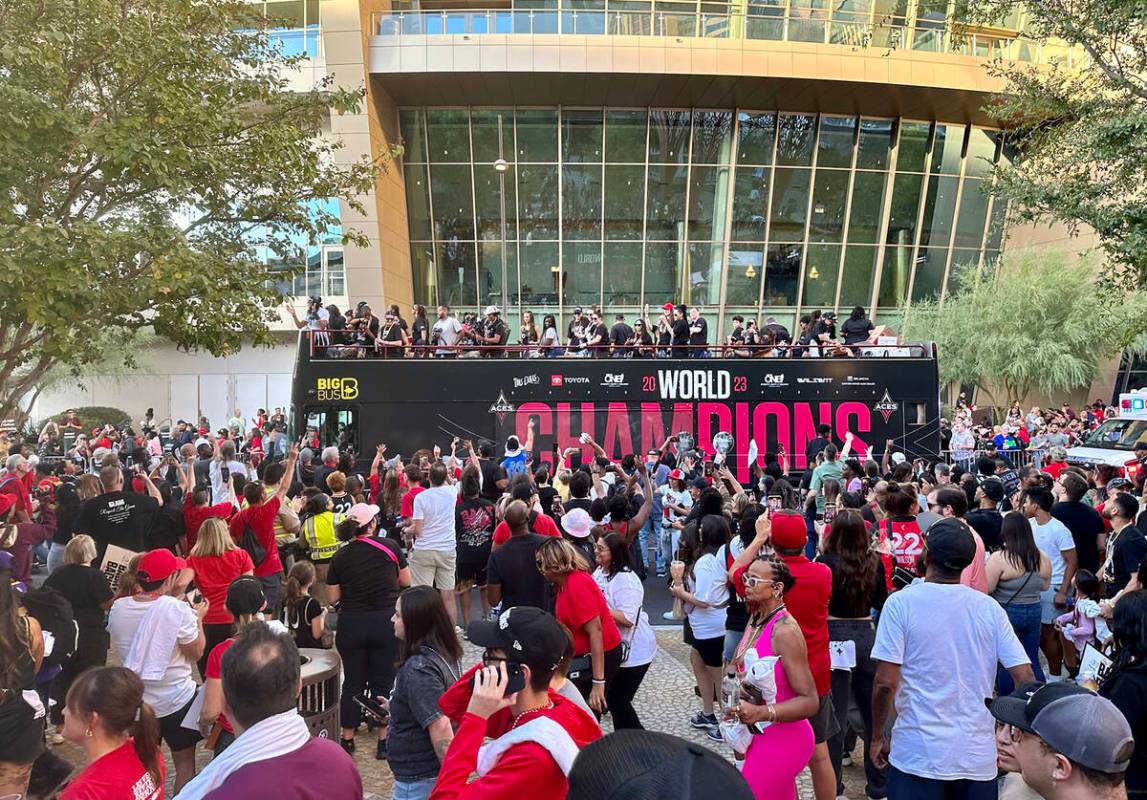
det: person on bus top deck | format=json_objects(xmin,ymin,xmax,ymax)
[
  {"xmin": 479, "ymin": 306, "xmax": 509, "ymax": 358},
  {"xmin": 686, "ymin": 307, "xmax": 708, "ymax": 358},
  {"xmin": 670, "ymin": 305, "xmax": 690, "ymax": 358}
]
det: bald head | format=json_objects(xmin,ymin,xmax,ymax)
[{"xmin": 504, "ymin": 500, "xmax": 530, "ymax": 536}]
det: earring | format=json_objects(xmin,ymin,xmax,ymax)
[{"xmin": 84, "ymin": 728, "xmax": 93, "ymax": 737}]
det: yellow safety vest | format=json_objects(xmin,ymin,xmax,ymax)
[{"xmin": 302, "ymin": 512, "xmax": 344, "ymax": 561}]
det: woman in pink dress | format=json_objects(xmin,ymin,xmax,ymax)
[{"xmin": 730, "ymin": 556, "xmax": 820, "ymax": 800}]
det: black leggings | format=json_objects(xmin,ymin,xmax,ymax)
[
  {"xmin": 336, "ymin": 608, "xmax": 398, "ymax": 731},
  {"xmin": 606, "ymin": 663, "xmax": 650, "ymax": 729},
  {"xmin": 199, "ymin": 623, "xmax": 233, "ymax": 680}
]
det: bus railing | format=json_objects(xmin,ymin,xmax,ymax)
[{"xmin": 298, "ymin": 331, "xmax": 934, "ymax": 361}]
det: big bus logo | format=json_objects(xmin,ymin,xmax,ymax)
[{"xmin": 316, "ymin": 377, "xmax": 359, "ymax": 401}]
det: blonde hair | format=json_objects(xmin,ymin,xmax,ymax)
[
  {"xmin": 536, "ymin": 537, "xmax": 591, "ymax": 576},
  {"xmin": 64, "ymin": 534, "xmax": 98, "ymax": 566},
  {"xmin": 326, "ymin": 471, "xmax": 346, "ymax": 493},
  {"xmin": 190, "ymin": 518, "xmax": 237, "ymax": 558},
  {"xmin": 77, "ymin": 474, "xmax": 102, "ymax": 501}
]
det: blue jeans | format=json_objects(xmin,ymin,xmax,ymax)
[
  {"xmin": 660, "ymin": 522, "xmax": 681, "ymax": 569},
  {"xmin": 640, "ymin": 515, "xmax": 663, "ymax": 573},
  {"xmin": 997, "ymin": 601, "xmax": 1045, "ymax": 695},
  {"xmin": 392, "ymin": 776, "xmax": 437, "ymax": 800},
  {"xmin": 888, "ymin": 766, "xmax": 997, "ymax": 800}
]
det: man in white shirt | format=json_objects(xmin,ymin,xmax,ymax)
[
  {"xmin": 108, "ymin": 548, "xmax": 207, "ymax": 793},
  {"xmin": 871, "ymin": 518, "xmax": 1034, "ymax": 799},
  {"xmin": 208, "ymin": 439, "xmax": 249, "ymax": 505},
  {"xmin": 1023, "ymin": 487, "xmax": 1078, "ymax": 681},
  {"xmin": 950, "ymin": 420, "xmax": 976, "ymax": 467},
  {"xmin": 412, "ymin": 462, "xmax": 460, "ymax": 624},
  {"xmin": 432, "ymin": 304, "xmax": 464, "ymax": 357}
]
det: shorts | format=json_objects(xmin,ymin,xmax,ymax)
[
  {"xmin": 723, "ymin": 628, "xmax": 745, "ymax": 664},
  {"xmin": 809, "ymin": 691, "xmax": 841, "ymax": 744},
  {"xmin": 455, "ymin": 560, "xmax": 488, "ymax": 590},
  {"xmin": 158, "ymin": 694, "xmax": 204, "ymax": 752},
  {"xmin": 409, "ymin": 548, "xmax": 457, "ymax": 591},
  {"xmin": 1040, "ymin": 585, "xmax": 1061, "ymax": 625},
  {"xmin": 0, "ymin": 692, "xmax": 45, "ymax": 763},
  {"xmin": 684, "ymin": 617, "xmax": 725, "ymax": 668}
]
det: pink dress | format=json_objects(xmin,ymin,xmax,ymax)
[{"xmin": 736, "ymin": 610, "xmax": 815, "ymax": 800}]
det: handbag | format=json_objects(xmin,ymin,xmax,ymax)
[
  {"xmin": 238, "ymin": 522, "xmax": 268, "ymax": 568},
  {"xmin": 567, "ymin": 654, "xmax": 592, "ymax": 680}
]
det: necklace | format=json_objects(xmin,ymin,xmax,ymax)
[{"xmin": 509, "ymin": 700, "xmax": 554, "ymax": 730}]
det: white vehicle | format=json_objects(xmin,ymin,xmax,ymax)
[{"xmin": 1065, "ymin": 391, "xmax": 1147, "ymax": 479}]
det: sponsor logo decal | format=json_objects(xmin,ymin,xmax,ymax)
[
  {"xmin": 489, "ymin": 391, "xmax": 516, "ymax": 423},
  {"xmin": 874, "ymin": 389, "xmax": 899, "ymax": 423},
  {"xmin": 760, "ymin": 373, "xmax": 787, "ymax": 388},
  {"xmin": 797, "ymin": 377, "xmax": 832, "ymax": 385},
  {"xmin": 602, "ymin": 373, "xmax": 628, "ymax": 388},
  {"xmin": 513, "ymin": 374, "xmax": 540, "ymax": 388},
  {"xmin": 316, "ymin": 377, "xmax": 359, "ymax": 401},
  {"xmin": 551, "ymin": 375, "xmax": 563, "ymax": 387}
]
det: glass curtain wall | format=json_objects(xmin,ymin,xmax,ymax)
[{"xmin": 401, "ymin": 107, "xmax": 1007, "ymax": 333}]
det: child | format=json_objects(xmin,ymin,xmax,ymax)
[{"xmin": 1055, "ymin": 570, "xmax": 1111, "ymax": 654}]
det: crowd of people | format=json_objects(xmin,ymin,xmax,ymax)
[
  {"xmin": 1, "ymin": 401, "xmax": 1145, "ymax": 800},
  {"xmin": 289, "ymin": 295, "xmax": 886, "ymax": 359}
]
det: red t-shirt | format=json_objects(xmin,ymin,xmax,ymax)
[
  {"xmin": 206, "ymin": 638, "xmax": 236, "ymax": 733},
  {"xmin": 734, "ymin": 555, "xmax": 833, "ymax": 697},
  {"xmin": 491, "ymin": 511, "xmax": 562, "ymax": 546},
  {"xmin": 555, "ymin": 570, "xmax": 622, "ymax": 656},
  {"xmin": 187, "ymin": 549, "xmax": 255, "ymax": 625},
  {"xmin": 0, "ymin": 473, "xmax": 31, "ymax": 520},
  {"xmin": 401, "ymin": 486, "xmax": 425, "ymax": 520},
  {"xmin": 184, "ymin": 502, "xmax": 234, "ymax": 549},
  {"xmin": 228, "ymin": 497, "xmax": 282, "ymax": 577},
  {"xmin": 1044, "ymin": 461, "xmax": 1068, "ymax": 480},
  {"xmin": 59, "ymin": 739, "xmax": 165, "ymax": 800}
]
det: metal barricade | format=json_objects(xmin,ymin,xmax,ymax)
[{"xmin": 298, "ymin": 648, "xmax": 341, "ymax": 739}]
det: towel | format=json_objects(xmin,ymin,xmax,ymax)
[{"xmin": 123, "ymin": 595, "xmax": 188, "ymax": 681}]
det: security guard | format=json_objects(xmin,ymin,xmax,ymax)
[{"xmin": 300, "ymin": 492, "xmax": 344, "ymax": 604}]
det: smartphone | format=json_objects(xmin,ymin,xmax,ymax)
[
  {"xmin": 891, "ymin": 566, "xmax": 917, "ymax": 591},
  {"xmin": 353, "ymin": 694, "xmax": 389, "ymax": 724},
  {"xmin": 766, "ymin": 495, "xmax": 783, "ymax": 517},
  {"xmin": 579, "ymin": 432, "xmax": 591, "ymax": 444},
  {"xmin": 551, "ymin": 496, "xmax": 562, "ymax": 514},
  {"xmin": 470, "ymin": 661, "xmax": 527, "ymax": 696},
  {"xmin": 220, "ymin": 465, "xmax": 230, "ymax": 482},
  {"xmin": 703, "ymin": 460, "xmax": 714, "ymax": 477},
  {"xmin": 824, "ymin": 502, "xmax": 837, "ymax": 524}
]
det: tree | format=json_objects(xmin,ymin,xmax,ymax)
[
  {"xmin": 957, "ymin": 0, "xmax": 1147, "ymax": 283},
  {"xmin": 0, "ymin": 0, "xmax": 395, "ymax": 419},
  {"xmin": 900, "ymin": 250, "xmax": 1147, "ymax": 410}
]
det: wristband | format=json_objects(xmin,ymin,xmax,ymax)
[{"xmin": 592, "ymin": 679, "xmax": 606, "ymax": 685}]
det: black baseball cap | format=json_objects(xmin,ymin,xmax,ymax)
[
  {"xmin": 467, "ymin": 606, "xmax": 568, "ymax": 672},
  {"xmin": 226, "ymin": 575, "xmax": 266, "ymax": 616},
  {"xmin": 979, "ymin": 477, "xmax": 1005, "ymax": 503},
  {"xmin": 923, "ymin": 517, "xmax": 976, "ymax": 572},
  {"xmin": 569, "ymin": 730, "xmax": 753, "ymax": 800},
  {"xmin": 991, "ymin": 682, "xmax": 1135, "ymax": 773}
]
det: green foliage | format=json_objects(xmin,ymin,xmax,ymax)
[
  {"xmin": 0, "ymin": 0, "xmax": 394, "ymax": 417},
  {"xmin": 901, "ymin": 250, "xmax": 1147, "ymax": 408},
  {"xmin": 50, "ymin": 406, "xmax": 132, "ymax": 431},
  {"xmin": 957, "ymin": 0, "xmax": 1147, "ymax": 283}
]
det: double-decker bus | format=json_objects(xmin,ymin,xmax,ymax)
[{"xmin": 289, "ymin": 337, "xmax": 942, "ymax": 480}]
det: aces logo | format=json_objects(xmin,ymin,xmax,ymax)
[
  {"xmin": 874, "ymin": 389, "xmax": 899, "ymax": 423},
  {"xmin": 489, "ymin": 391, "xmax": 516, "ymax": 423}
]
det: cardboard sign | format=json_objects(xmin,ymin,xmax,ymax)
[
  {"xmin": 1078, "ymin": 642, "xmax": 1114, "ymax": 683},
  {"xmin": 99, "ymin": 545, "xmax": 138, "ymax": 593}
]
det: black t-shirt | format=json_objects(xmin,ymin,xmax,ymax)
[
  {"xmin": 331, "ymin": 493, "xmax": 354, "ymax": 517},
  {"xmin": 966, "ymin": 508, "xmax": 1005, "ymax": 552},
  {"xmin": 1050, "ymin": 501, "xmax": 1104, "ymax": 573},
  {"xmin": 609, "ymin": 322, "xmax": 633, "ymax": 348},
  {"xmin": 1099, "ymin": 664, "xmax": 1147, "ymax": 795},
  {"xmin": 77, "ymin": 491, "xmax": 161, "ymax": 561},
  {"xmin": 478, "ymin": 459, "xmax": 505, "ymax": 503},
  {"xmin": 812, "ymin": 319, "xmax": 836, "ymax": 342},
  {"xmin": 688, "ymin": 317, "xmax": 708, "ymax": 347},
  {"xmin": 486, "ymin": 534, "xmax": 550, "ymax": 609},
  {"xmin": 728, "ymin": 325, "xmax": 745, "ymax": 345},
  {"xmin": 566, "ymin": 318, "xmax": 585, "ymax": 342},
  {"xmin": 411, "ymin": 317, "xmax": 429, "ymax": 346},
  {"xmin": 326, "ymin": 536, "xmax": 408, "ymax": 612},
  {"xmin": 538, "ymin": 486, "xmax": 560, "ymax": 515},
  {"xmin": 816, "ymin": 552, "xmax": 887, "ymax": 617},
  {"xmin": 281, "ymin": 595, "xmax": 326, "ymax": 649},
  {"xmin": 148, "ymin": 505, "xmax": 185, "ymax": 553},
  {"xmin": 314, "ymin": 464, "xmax": 336, "ymax": 493},
  {"xmin": 765, "ymin": 323, "xmax": 791, "ymax": 344},
  {"xmin": 455, "ymin": 498, "xmax": 495, "ymax": 564},
  {"xmin": 840, "ymin": 317, "xmax": 874, "ymax": 344},
  {"xmin": 1112, "ymin": 525, "xmax": 1147, "ymax": 593},
  {"xmin": 193, "ymin": 458, "xmax": 212, "ymax": 488},
  {"xmin": 671, "ymin": 318, "xmax": 690, "ymax": 353},
  {"xmin": 43, "ymin": 564, "xmax": 113, "ymax": 632},
  {"xmin": 567, "ymin": 321, "xmax": 588, "ymax": 351},
  {"xmin": 588, "ymin": 322, "xmax": 609, "ymax": 354}
]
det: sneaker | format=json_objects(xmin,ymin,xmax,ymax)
[
  {"xmin": 706, "ymin": 727, "xmax": 724, "ymax": 742},
  {"xmin": 842, "ymin": 753, "xmax": 852, "ymax": 767},
  {"xmin": 455, "ymin": 625, "xmax": 467, "ymax": 640},
  {"xmin": 688, "ymin": 712, "xmax": 718, "ymax": 729},
  {"xmin": 376, "ymin": 739, "xmax": 388, "ymax": 760},
  {"xmin": 662, "ymin": 611, "xmax": 678, "ymax": 621},
  {"xmin": 338, "ymin": 737, "xmax": 356, "ymax": 754}
]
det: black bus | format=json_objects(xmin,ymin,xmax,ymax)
[{"xmin": 290, "ymin": 337, "xmax": 941, "ymax": 480}]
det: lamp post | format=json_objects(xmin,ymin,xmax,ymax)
[{"xmin": 494, "ymin": 116, "xmax": 509, "ymax": 316}]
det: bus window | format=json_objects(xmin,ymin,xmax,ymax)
[{"xmin": 303, "ymin": 406, "xmax": 359, "ymax": 455}]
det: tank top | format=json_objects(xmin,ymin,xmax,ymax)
[
  {"xmin": 735, "ymin": 608, "xmax": 797, "ymax": 705},
  {"xmin": 991, "ymin": 569, "xmax": 1042, "ymax": 606}
]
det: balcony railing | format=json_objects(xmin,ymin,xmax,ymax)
[{"xmin": 373, "ymin": 8, "xmax": 1078, "ymax": 65}]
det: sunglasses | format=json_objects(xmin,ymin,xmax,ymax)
[{"xmin": 743, "ymin": 576, "xmax": 781, "ymax": 589}]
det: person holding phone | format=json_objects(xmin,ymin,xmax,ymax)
[{"xmin": 433, "ymin": 606, "xmax": 602, "ymax": 799}]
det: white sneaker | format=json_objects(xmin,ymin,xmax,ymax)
[{"xmin": 662, "ymin": 611, "xmax": 678, "ymax": 621}]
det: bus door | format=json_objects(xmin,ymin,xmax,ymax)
[{"xmin": 301, "ymin": 405, "xmax": 360, "ymax": 456}]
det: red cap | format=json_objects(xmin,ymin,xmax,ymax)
[
  {"xmin": 131, "ymin": 476, "xmax": 147, "ymax": 494},
  {"xmin": 769, "ymin": 513, "xmax": 808, "ymax": 550},
  {"xmin": 668, "ymin": 469, "xmax": 684, "ymax": 481},
  {"xmin": 136, "ymin": 549, "xmax": 187, "ymax": 584},
  {"xmin": 0, "ymin": 493, "xmax": 15, "ymax": 517},
  {"xmin": 661, "ymin": 302, "xmax": 675, "ymax": 312}
]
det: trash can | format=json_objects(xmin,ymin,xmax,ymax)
[{"xmin": 298, "ymin": 648, "xmax": 341, "ymax": 739}]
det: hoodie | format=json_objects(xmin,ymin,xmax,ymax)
[{"xmin": 430, "ymin": 664, "xmax": 602, "ymax": 800}]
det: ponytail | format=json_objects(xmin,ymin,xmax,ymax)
[
  {"xmin": 335, "ymin": 517, "xmax": 365, "ymax": 542},
  {"xmin": 284, "ymin": 561, "xmax": 315, "ymax": 620},
  {"xmin": 132, "ymin": 701, "xmax": 162, "ymax": 786}
]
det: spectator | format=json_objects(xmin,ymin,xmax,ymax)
[
  {"xmin": 538, "ymin": 537, "xmax": 623, "ymax": 716},
  {"xmin": 328, "ymin": 503, "xmax": 411, "ymax": 757},
  {"xmin": 930, "ymin": 486, "xmax": 988, "ymax": 593},
  {"xmin": 591, "ymin": 532, "xmax": 655, "ymax": 729},
  {"xmin": 431, "ymin": 305, "xmax": 463, "ymax": 357},
  {"xmin": 107, "ymin": 548, "xmax": 206, "ymax": 792},
  {"xmin": 386, "ymin": 585, "xmax": 463, "ymax": 800},
  {"xmin": 261, "ymin": 460, "xmax": 302, "ymax": 558},
  {"xmin": 987, "ymin": 511, "xmax": 1052, "ymax": 694},
  {"xmin": 77, "ymin": 463, "xmax": 164, "ymax": 563},
  {"xmin": 1024, "ymin": 487, "xmax": 1078, "ymax": 681},
  {"xmin": 43, "ymin": 535, "xmax": 114, "ymax": 720},
  {"xmin": 299, "ymin": 492, "xmax": 341, "ymax": 605},
  {"xmin": 687, "ymin": 306, "xmax": 708, "ymax": 358},
  {"xmin": 187, "ymin": 518, "xmax": 255, "ymax": 678},
  {"xmin": 280, "ymin": 561, "xmax": 327, "ymax": 650},
  {"xmin": 0, "ymin": 553, "xmax": 45, "ymax": 800},
  {"xmin": 228, "ymin": 445, "xmax": 298, "ymax": 614},
  {"xmin": 432, "ymin": 605, "xmax": 602, "ymax": 799},
  {"xmin": 0, "ymin": 453, "xmax": 33, "ymax": 522},
  {"xmin": 412, "ymin": 462, "xmax": 461, "ymax": 626},
  {"xmin": 991, "ymin": 682, "xmax": 1045, "ymax": 800},
  {"xmin": 183, "ymin": 482, "xmax": 238, "ymax": 552},
  {"xmin": 59, "ymin": 666, "xmax": 164, "ymax": 800},
  {"xmin": 1099, "ymin": 589, "xmax": 1147, "ymax": 797},
  {"xmin": 840, "ymin": 305, "xmax": 875, "ymax": 345},
  {"xmin": 175, "ymin": 623, "xmax": 362, "ymax": 800},
  {"xmin": 209, "ymin": 441, "xmax": 248, "ymax": 506},
  {"xmin": 608, "ymin": 314, "xmax": 634, "ymax": 357},
  {"xmin": 485, "ymin": 500, "xmax": 550, "ymax": 611},
  {"xmin": 1101, "ymin": 492, "xmax": 1147, "ymax": 595},
  {"xmin": 8, "ymin": 492, "xmax": 56, "ymax": 584},
  {"xmin": 966, "ymin": 476, "xmax": 1006, "ymax": 552},
  {"xmin": 313, "ymin": 446, "xmax": 340, "ymax": 494},
  {"xmin": 454, "ymin": 467, "xmax": 495, "ymax": 625},
  {"xmin": 1051, "ymin": 472, "xmax": 1105, "ymax": 574},
  {"xmin": 871, "ymin": 518, "xmax": 1034, "ymax": 799},
  {"xmin": 994, "ymin": 682, "xmax": 1134, "ymax": 800}
]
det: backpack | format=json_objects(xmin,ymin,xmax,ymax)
[{"xmin": 238, "ymin": 520, "xmax": 268, "ymax": 567}]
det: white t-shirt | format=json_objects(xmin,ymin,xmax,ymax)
[
  {"xmin": 107, "ymin": 596, "xmax": 199, "ymax": 718},
  {"xmin": 209, "ymin": 459, "xmax": 249, "ymax": 505},
  {"xmin": 412, "ymin": 485, "xmax": 458, "ymax": 551},
  {"xmin": 1030, "ymin": 516, "xmax": 1075, "ymax": 585},
  {"xmin": 871, "ymin": 581, "xmax": 1030, "ymax": 781},
  {"xmin": 662, "ymin": 487, "xmax": 692, "ymax": 524},
  {"xmin": 432, "ymin": 317, "xmax": 463, "ymax": 352},
  {"xmin": 686, "ymin": 553, "xmax": 730, "ymax": 639},
  {"xmin": 594, "ymin": 568, "xmax": 656, "ymax": 667}
]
